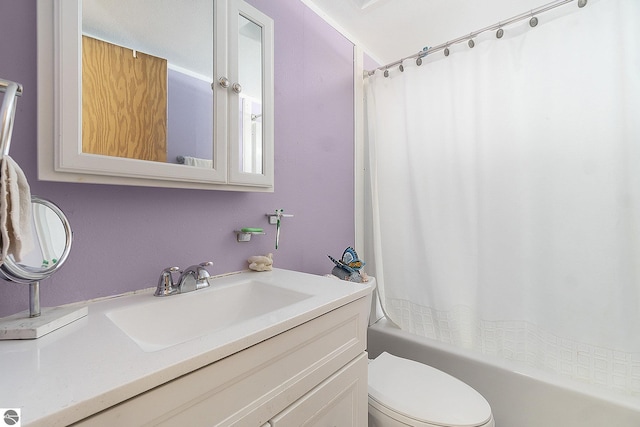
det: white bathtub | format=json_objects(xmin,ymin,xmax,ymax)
[{"xmin": 367, "ymin": 319, "xmax": 640, "ymax": 426}]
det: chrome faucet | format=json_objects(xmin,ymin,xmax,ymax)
[
  {"xmin": 154, "ymin": 261, "xmax": 213, "ymax": 297},
  {"xmin": 177, "ymin": 261, "xmax": 213, "ymax": 293}
]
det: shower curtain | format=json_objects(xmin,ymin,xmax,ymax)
[{"xmin": 365, "ymin": 0, "xmax": 640, "ymax": 395}]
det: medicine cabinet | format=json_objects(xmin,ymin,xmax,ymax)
[{"xmin": 37, "ymin": 0, "xmax": 274, "ymax": 191}]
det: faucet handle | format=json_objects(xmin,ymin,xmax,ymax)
[
  {"xmin": 155, "ymin": 266, "xmax": 179, "ymax": 296},
  {"xmin": 197, "ymin": 261, "xmax": 213, "ymax": 278},
  {"xmin": 194, "ymin": 261, "xmax": 213, "ymax": 289}
]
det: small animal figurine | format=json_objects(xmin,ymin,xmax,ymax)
[
  {"xmin": 248, "ymin": 253, "xmax": 273, "ymax": 271},
  {"xmin": 328, "ymin": 246, "xmax": 365, "ymax": 273},
  {"xmin": 328, "ymin": 247, "xmax": 368, "ymax": 282}
]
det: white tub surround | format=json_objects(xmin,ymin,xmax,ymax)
[{"xmin": 0, "ymin": 269, "xmax": 374, "ymax": 426}]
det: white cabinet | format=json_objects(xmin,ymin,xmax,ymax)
[
  {"xmin": 217, "ymin": 0, "xmax": 274, "ymax": 188},
  {"xmin": 73, "ymin": 296, "xmax": 370, "ymax": 426},
  {"xmin": 37, "ymin": 0, "xmax": 274, "ymax": 191}
]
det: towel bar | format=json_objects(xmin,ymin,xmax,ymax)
[{"xmin": 0, "ymin": 79, "xmax": 24, "ymax": 159}]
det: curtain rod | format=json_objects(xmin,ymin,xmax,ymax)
[{"xmin": 365, "ymin": 0, "xmax": 587, "ymax": 77}]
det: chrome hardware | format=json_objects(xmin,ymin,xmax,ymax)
[
  {"xmin": 232, "ymin": 82, "xmax": 242, "ymax": 94},
  {"xmin": 177, "ymin": 261, "xmax": 213, "ymax": 293},
  {"xmin": 218, "ymin": 77, "xmax": 230, "ymax": 88},
  {"xmin": 154, "ymin": 262, "xmax": 213, "ymax": 297},
  {"xmin": 0, "ymin": 79, "xmax": 23, "ymax": 159},
  {"xmin": 155, "ymin": 266, "xmax": 180, "ymax": 296}
]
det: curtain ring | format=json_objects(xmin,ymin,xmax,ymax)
[
  {"xmin": 529, "ymin": 13, "xmax": 538, "ymax": 27},
  {"xmin": 384, "ymin": 69, "xmax": 389, "ymax": 78},
  {"xmin": 468, "ymin": 39, "xmax": 475, "ymax": 48},
  {"xmin": 444, "ymin": 46, "xmax": 450, "ymax": 57},
  {"xmin": 399, "ymin": 64, "xmax": 404, "ymax": 72},
  {"xmin": 496, "ymin": 27, "xmax": 504, "ymax": 39},
  {"xmin": 417, "ymin": 46, "xmax": 429, "ymax": 65},
  {"xmin": 578, "ymin": 0, "xmax": 587, "ymax": 7}
]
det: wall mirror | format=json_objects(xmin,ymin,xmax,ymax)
[{"xmin": 37, "ymin": 0, "xmax": 274, "ymax": 191}]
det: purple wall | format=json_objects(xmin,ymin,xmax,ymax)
[
  {"xmin": 0, "ymin": 0, "xmax": 355, "ymax": 317},
  {"xmin": 167, "ymin": 69, "xmax": 214, "ymax": 163}
]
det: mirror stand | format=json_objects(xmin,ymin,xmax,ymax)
[
  {"xmin": 0, "ymin": 292, "xmax": 88, "ymax": 340},
  {"xmin": 0, "ymin": 197, "xmax": 88, "ymax": 340},
  {"xmin": 30, "ymin": 281, "xmax": 40, "ymax": 317}
]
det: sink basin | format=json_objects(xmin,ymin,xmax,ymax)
[{"xmin": 106, "ymin": 279, "xmax": 312, "ymax": 352}]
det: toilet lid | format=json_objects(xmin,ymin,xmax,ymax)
[{"xmin": 368, "ymin": 352, "xmax": 492, "ymax": 427}]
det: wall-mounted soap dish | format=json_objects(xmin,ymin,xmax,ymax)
[{"xmin": 234, "ymin": 228, "xmax": 265, "ymax": 242}]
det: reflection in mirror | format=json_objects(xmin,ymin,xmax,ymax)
[
  {"xmin": 23, "ymin": 203, "xmax": 68, "ymax": 270},
  {"xmin": 238, "ymin": 15, "xmax": 263, "ymax": 174},
  {"xmin": 81, "ymin": 0, "xmax": 214, "ymax": 167}
]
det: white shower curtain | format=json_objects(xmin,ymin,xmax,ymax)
[{"xmin": 365, "ymin": 0, "xmax": 640, "ymax": 395}]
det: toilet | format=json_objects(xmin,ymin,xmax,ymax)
[{"xmin": 368, "ymin": 352, "xmax": 495, "ymax": 427}]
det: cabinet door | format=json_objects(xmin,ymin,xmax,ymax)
[
  {"xmin": 270, "ymin": 353, "xmax": 368, "ymax": 427},
  {"xmin": 226, "ymin": 0, "xmax": 274, "ymax": 187}
]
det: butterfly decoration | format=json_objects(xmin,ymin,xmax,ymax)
[{"xmin": 328, "ymin": 247, "xmax": 365, "ymax": 273}]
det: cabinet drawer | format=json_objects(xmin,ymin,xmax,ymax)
[{"xmin": 73, "ymin": 296, "xmax": 369, "ymax": 426}]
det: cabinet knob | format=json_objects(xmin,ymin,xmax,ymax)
[
  {"xmin": 217, "ymin": 77, "xmax": 230, "ymax": 89},
  {"xmin": 232, "ymin": 83, "xmax": 243, "ymax": 94}
]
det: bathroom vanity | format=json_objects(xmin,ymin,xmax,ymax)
[{"xmin": 0, "ymin": 269, "xmax": 373, "ymax": 426}]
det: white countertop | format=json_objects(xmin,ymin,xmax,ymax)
[{"xmin": 0, "ymin": 269, "xmax": 374, "ymax": 426}]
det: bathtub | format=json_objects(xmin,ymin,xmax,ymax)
[{"xmin": 367, "ymin": 319, "xmax": 640, "ymax": 426}]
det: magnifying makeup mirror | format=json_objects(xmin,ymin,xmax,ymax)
[
  {"xmin": 1, "ymin": 196, "xmax": 72, "ymax": 284},
  {"xmin": 0, "ymin": 196, "xmax": 87, "ymax": 340}
]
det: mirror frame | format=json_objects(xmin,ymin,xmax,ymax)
[
  {"xmin": 0, "ymin": 196, "xmax": 73, "ymax": 284},
  {"xmin": 37, "ymin": 0, "xmax": 274, "ymax": 192},
  {"xmin": 227, "ymin": 0, "xmax": 275, "ymax": 187}
]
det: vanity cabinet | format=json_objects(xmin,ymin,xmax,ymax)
[
  {"xmin": 72, "ymin": 296, "xmax": 369, "ymax": 426},
  {"xmin": 269, "ymin": 354, "xmax": 367, "ymax": 426},
  {"xmin": 37, "ymin": 0, "xmax": 274, "ymax": 191}
]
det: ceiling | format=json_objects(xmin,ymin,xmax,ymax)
[
  {"xmin": 83, "ymin": 0, "xmax": 555, "ymax": 76},
  {"xmin": 303, "ymin": 0, "xmax": 550, "ymax": 66}
]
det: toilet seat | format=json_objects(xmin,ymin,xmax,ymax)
[{"xmin": 368, "ymin": 352, "xmax": 493, "ymax": 427}]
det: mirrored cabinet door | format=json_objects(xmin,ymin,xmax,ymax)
[{"xmin": 226, "ymin": 0, "xmax": 274, "ymax": 187}]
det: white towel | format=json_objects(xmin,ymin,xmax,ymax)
[
  {"xmin": 182, "ymin": 156, "xmax": 213, "ymax": 168},
  {"xmin": 0, "ymin": 156, "xmax": 33, "ymax": 264}
]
